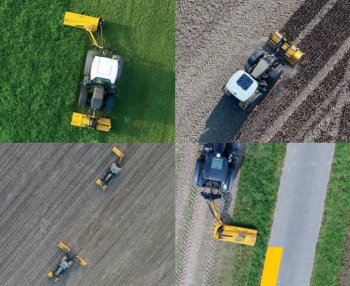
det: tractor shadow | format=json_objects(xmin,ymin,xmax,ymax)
[{"xmin": 199, "ymin": 96, "xmax": 251, "ymax": 143}]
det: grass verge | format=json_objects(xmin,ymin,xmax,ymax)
[
  {"xmin": 310, "ymin": 144, "xmax": 350, "ymax": 286},
  {"xmin": 215, "ymin": 143, "xmax": 286, "ymax": 286},
  {"xmin": 0, "ymin": 0, "xmax": 174, "ymax": 142}
]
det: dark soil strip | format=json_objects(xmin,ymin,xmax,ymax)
[
  {"xmin": 337, "ymin": 103, "xmax": 350, "ymax": 142},
  {"xmin": 235, "ymin": 0, "xmax": 350, "ymax": 141},
  {"xmin": 281, "ymin": 0, "xmax": 329, "ymax": 41},
  {"xmin": 272, "ymin": 49, "xmax": 350, "ymax": 141}
]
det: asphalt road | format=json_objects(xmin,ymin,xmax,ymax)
[
  {"xmin": 269, "ymin": 143, "xmax": 335, "ymax": 286},
  {"xmin": 0, "ymin": 144, "xmax": 174, "ymax": 286}
]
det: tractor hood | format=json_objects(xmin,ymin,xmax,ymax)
[
  {"xmin": 203, "ymin": 155, "xmax": 228, "ymax": 183},
  {"xmin": 91, "ymin": 56, "xmax": 119, "ymax": 84},
  {"xmin": 225, "ymin": 70, "xmax": 258, "ymax": 102}
]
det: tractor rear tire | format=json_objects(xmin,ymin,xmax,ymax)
[
  {"xmin": 193, "ymin": 159, "xmax": 202, "ymax": 188},
  {"xmin": 84, "ymin": 50, "xmax": 98, "ymax": 76},
  {"xmin": 247, "ymin": 49, "xmax": 265, "ymax": 68},
  {"xmin": 114, "ymin": 55, "xmax": 124, "ymax": 82},
  {"xmin": 222, "ymin": 168, "xmax": 235, "ymax": 193},
  {"xmin": 266, "ymin": 64, "xmax": 284, "ymax": 88},
  {"xmin": 78, "ymin": 87, "xmax": 88, "ymax": 106},
  {"xmin": 105, "ymin": 95, "xmax": 115, "ymax": 113}
]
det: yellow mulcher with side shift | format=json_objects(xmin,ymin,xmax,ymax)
[
  {"xmin": 64, "ymin": 12, "xmax": 124, "ymax": 132},
  {"xmin": 48, "ymin": 241, "xmax": 87, "ymax": 283},
  {"xmin": 202, "ymin": 192, "xmax": 257, "ymax": 246}
]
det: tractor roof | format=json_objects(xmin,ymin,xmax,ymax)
[
  {"xmin": 226, "ymin": 70, "xmax": 258, "ymax": 102},
  {"xmin": 91, "ymin": 56, "xmax": 119, "ymax": 84}
]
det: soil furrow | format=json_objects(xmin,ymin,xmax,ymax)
[
  {"xmin": 337, "ymin": 102, "xmax": 350, "ymax": 142},
  {"xmin": 272, "ymin": 49, "xmax": 350, "ymax": 141},
  {"xmin": 281, "ymin": 0, "xmax": 329, "ymax": 40}
]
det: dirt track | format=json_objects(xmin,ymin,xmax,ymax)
[
  {"xmin": 175, "ymin": 144, "xmax": 240, "ymax": 286},
  {"xmin": 176, "ymin": 0, "xmax": 350, "ymax": 143},
  {"xmin": 0, "ymin": 144, "xmax": 174, "ymax": 286}
]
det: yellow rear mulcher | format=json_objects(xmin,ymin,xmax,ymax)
[{"xmin": 205, "ymin": 197, "xmax": 257, "ymax": 246}]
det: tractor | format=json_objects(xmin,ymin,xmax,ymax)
[
  {"xmin": 193, "ymin": 143, "xmax": 244, "ymax": 193},
  {"xmin": 222, "ymin": 31, "xmax": 304, "ymax": 110},
  {"xmin": 48, "ymin": 241, "xmax": 87, "ymax": 283},
  {"xmin": 96, "ymin": 146, "xmax": 124, "ymax": 191},
  {"xmin": 64, "ymin": 12, "xmax": 124, "ymax": 132}
]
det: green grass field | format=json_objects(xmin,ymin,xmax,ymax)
[
  {"xmin": 215, "ymin": 144, "xmax": 286, "ymax": 286},
  {"xmin": 311, "ymin": 144, "xmax": 350, "ymax": 286},
  {"xmin": 0, "ymin": 0, "xmax": 174, "ymax": 142}
]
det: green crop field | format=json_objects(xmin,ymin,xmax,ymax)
[
  {"xmin": 0, "ymin": 0, "xmax": 174, "ymax": 142},
  {"xmin": 311, "ymin": 144, "xmax": 350, "ymax": 286}
]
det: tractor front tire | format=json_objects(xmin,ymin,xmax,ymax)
[
  {"xmin": 193, "ymin": 160, "xmax": 202, "ymax": 188},
  {"xmin": 78, "ymin": 87, "xmax": 88, "ymax": 106},
  {"xmin": 84, "ymin": 50, "xmax": 98, "ymax": 76},
  {"xmin": 246, "ymin": 49, "xmax": 265, "ymax": 71}
]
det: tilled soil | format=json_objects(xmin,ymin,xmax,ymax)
[
  {"xmin": 175, "ymin": 144, "xmax": 240, "ymax": 286},
  {"xmin": 176, "ymin": 0, "xmax": 350, "ymax": 143},
  {"xmin": 0, "ymin": 144, "xmax": 174, "ymax": 286},
  {"xmin": 236, "ymin": 0, "xmax": 350, "ymax": 142}
]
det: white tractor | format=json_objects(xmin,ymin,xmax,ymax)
[{"xmin": 222, "ymin": 31, "xmax": 304, "ymax": 110}]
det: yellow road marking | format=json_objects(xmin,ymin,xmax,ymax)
[{"xmin": 260, "ymin": 247, "xmax": 284, "ymax": 286}]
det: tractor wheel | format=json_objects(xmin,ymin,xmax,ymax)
[
  {"xmin": 105, "ymin": 95, "xmax": 115, "ymax": 113},
  {"xmin": 78, "ymin": 87, "xmax": 88, "ymax": 106},
  {"xmin": 193, "ymin": 159, "xmax": 202, "ymax": 188},
  {"xmin": 84, "ymin": 50, "xmax": 98, "ymax": 76},
  {"xmin": 222, "ymin": 168, "xmax": 235, "ymax": 193},
  {"xmin": 246, "ymin": 49, "xmax": 265, "ymax": 68},
  {"xmin": 114, "ymin": 55, "xmax": 124, "ymax": 82},
  {"xmin": 266, "ymin": 64, "xmax": 284, "ymax": 88}
]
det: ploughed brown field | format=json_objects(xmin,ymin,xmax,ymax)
[
  {"xmin": 0, "ymin": 144, "xmax": 174, "ymax": 286},
  {"xmin": 176, "ymin": 0, "xmax": 350, "ymax": 143}
]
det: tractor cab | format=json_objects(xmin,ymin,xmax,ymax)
[
  {"xmin": 90, "ymin": 56, "xmax": 120, "ymax": 85},
  {"xmin": 202, "ymin": 154, "xmax": 229, "ymax": 190},
  {"xmin": 223, "ymin": 70, "xmax": 259, "ymax": 109}
]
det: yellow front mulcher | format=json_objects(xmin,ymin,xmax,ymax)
[
  {"xmin": 204, "ymin": 195, "xmax": 257, "ymax": 246},
  {"xmin": 268, "ymin": 31, "xmax": 304, "ymax": 65},
  {"xmin": 64, "ymin": 11, "xmax": 103, "ymax": 49}
]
